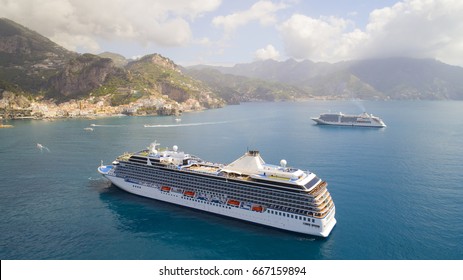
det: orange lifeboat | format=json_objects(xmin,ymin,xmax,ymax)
[
  {"xmin": 184, "ymin": 191, "xmax": 195, "ymax": 197},
  {"xmin": 227, "ymin": 199, "xmax": 240, "ymax": 207},
  {"xmin": 251, "ymin": 205, "xmax": 264, "ymax": 212},
  {"xmin": 161, "ymin": 186, "xmax": 171, "ymax": 192}
]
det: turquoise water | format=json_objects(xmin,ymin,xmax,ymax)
[{"xmin": 1, "ymin": 100, "xmax": 462, "ymax": 259}]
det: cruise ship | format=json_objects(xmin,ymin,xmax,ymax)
[
  {"xmin": 312, "ymin": 112, "xmax": 386, "ymax": 127},
  {"xmin": 98, "ymin": 142, "xmax": 336, "ymax": 237}
]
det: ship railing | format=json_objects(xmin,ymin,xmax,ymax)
[
  {"xmin": 308, "ymin": 181, "xmax": 327, "ymax": 196},
  {"xmin": 313, "ymin": 196, "xmax": 333, "ymax": 210},
  {"xmin": 269, "ymin": 204, "xmax": 326, "ymax": 218},
  {"xmin": 313, "ymin": 201, "xmax": 335, "ymax": 218},
  {"xmin": 313, "ymin": 189, "xmax": 329, "ymax": 203},
  {"xmin": 117, "ymin": 152, "xmax": 133, "ymax": 161}
]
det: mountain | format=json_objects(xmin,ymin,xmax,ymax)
[
  {"xmin": 185, "ymin": 67, "xmax": 310, "ymax": 103},
  {"xmin": 47, "ymin": 53, "xmax": 125, "ymax": 100},
  {"xmin": 190, "ymin": 57, "xmax": 463, "ymax": 100},
  {"xmin": 348, "ymin": 58, "xmax": 463, "ymax": 99},
  {"xmin": 0, "ymin": 18, "xmax": 77, "ymax": 93},
  {"xmin": 0, "ymin": 18, "xmax": 224, "ymax": 113},
  {"xmin": 114, "ymin": 53, "xmax": 224, "ymax": 109}
]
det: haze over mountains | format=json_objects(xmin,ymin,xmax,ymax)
[
  {"xmin": 1, "ymin": 17, "xmax": 463, "ymax": 111},
  {"xmin": 188, "ymin": 57, "xmax": 463, "ymax": 100}
]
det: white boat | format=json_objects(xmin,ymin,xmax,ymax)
[
  {"xmin": 98, "ymin": 142, "xmax": 336, "ymax": 237},
  {"xmin": 312, "ymin": 112, "xmax": 386, "ymax": 127}
]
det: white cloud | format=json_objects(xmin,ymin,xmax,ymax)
[
  {"xmin": 361, "ymin": 0, "xmax": 463, "ymax": 64},
  {"xmin": 279, "ymin": 14, "xmax": 361, "ymax": 62},
  {"xmin": 50, "ymin": 33, "xmax": 100, "ymax": 53},
  {"xmin": 279, "ymin": 0, "xmax": 463, "ymax": 66},
  {"xmin": 255, "ymin": 44, "xmax": 280, "ymax": 60},
  {"xmin": 213, "ymin": 0, "xmax": 287, "ymax": 34},
  {"xmin": 0, "ymin": 0, "xmax": 221, "ymax": 52}
]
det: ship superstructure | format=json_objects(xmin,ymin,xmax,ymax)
[{"xmin": 98, "ymin": 142, "xmax": 336, "ymax": 237}]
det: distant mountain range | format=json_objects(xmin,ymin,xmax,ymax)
[
  {"xmin": 1, "ymin": 17, "xmax": 463, "ymax": 107},
  {"xmin": 188, "ymin": 57, "xmax": 463, "ymax": 100}
]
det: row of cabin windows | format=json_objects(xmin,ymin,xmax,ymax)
[
  {"xmin": 116, "ymin": 164, "xmax": 321, "ymax": 213},
  {"xmin": 156, "ymin": 186, "xmax": 319, "ymax": 221},
  {"xmin": 122, "ymin": 162, "xmax": 312, "ymax": 201},
  {"xmin": 267, "ymin": 209, "xmax": 317, "ymax": 223},
  {"xmin": 119, "ymin": 163, "xmax": 312, "ymax": 203},
  {"xmin": 116, "ymin": 165, "xmax": 321, "ymax": 213}
]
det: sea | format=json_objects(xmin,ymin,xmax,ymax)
[{"xmin": 1, "ymin": 100, "xmax": 462, "ymax": 260}]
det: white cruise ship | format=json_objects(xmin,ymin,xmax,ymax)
[
  {"xmin": 98, "ymin": 142, "xmax": 336, "ymax": 237},
  {"xmin": 312, "ymin": 112, "xmax": 386, "ymax": 127}
]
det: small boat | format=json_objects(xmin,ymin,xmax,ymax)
[
  {"xmin": 252, "ymin": 205, "xmax": 264, "ymax": 212},
  {"xmin": 227, "ymin": 199, "xmax": 240, "ymax": 207},
  {"xmin": 184, "ymin": 191, "xmax": 195, "ymax": 197},
  {"xmin": 161, "ymin": 186, "xmax": 171, "ymax": 192},
  {"xmin": 84, "ymin": 127, "xmax": 94, "ymax": 131},
  {"xmin": 0, "ymin": 124, "xmax": 14, "ymax": 128}
]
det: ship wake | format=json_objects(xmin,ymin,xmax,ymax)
[{"xmin": 144, "ymin": 121, "xmax": 230, "ymax": 128}]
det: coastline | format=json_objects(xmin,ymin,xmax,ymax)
[{"xmin": 0, "ymin": 95, "xmax": 398, "ymax": 121}]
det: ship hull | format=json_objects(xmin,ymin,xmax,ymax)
[{"xmin": 99, "ymin": 167, "xmax": 336, "ymax": 237}]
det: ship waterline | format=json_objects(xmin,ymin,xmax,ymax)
[{"xmin": 98, "ymin": 142, "xmax": 336, "ymax": 237}]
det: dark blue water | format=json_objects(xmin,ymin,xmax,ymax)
[{"xmin": 1, "ymin": 101, "xmax": 462, "ymax": 260}]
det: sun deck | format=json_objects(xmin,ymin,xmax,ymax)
[{"xmin": 184, "ymin": 164, "xmax": 222, "ymax": 174}]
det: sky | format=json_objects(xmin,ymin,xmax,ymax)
[{"xmin": 1, "ymin": 0, "xmax": 463, "ymax": 66}]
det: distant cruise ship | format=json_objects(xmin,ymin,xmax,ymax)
[
  {"xmin": 312, "ymin": 112, "xmax": 386, "ymax": 127},
  {"xmin": 98, "ymin": 142, "xmax": 336, "ymax": 237}
]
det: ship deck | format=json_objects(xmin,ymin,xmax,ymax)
[{"xmin": 185, "ymin": 164, "xmax": 221, "ymax": 174}]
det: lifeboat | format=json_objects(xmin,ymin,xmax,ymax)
[
  {"xmin": 251, "ymin": 205, "xmax": 264, "ymax": 212},
  {"xmin": 227, "ymin": 199, "xmax": 240, "ymax": 207},
  {"xmin": 184, "ymin": 191, "xmax": 195, "ymax": 197},
  {"xmin": 161, "ymin": 186, "xmax": 171, "ymax": 192}
]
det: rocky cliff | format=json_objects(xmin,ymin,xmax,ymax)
[{"xmin": 47, "ymin": 54, "xmax": 123, "ymax": 99}]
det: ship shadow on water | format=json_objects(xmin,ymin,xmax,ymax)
[{"xmin": 90, "ymin": 181, "xmax": 330, "ymax": 259}]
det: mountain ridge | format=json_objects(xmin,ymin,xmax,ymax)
[{"xmin": 188, "ymin": 57, "xmax": 463, "ymax": 100}]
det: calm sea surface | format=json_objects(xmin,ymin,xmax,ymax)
[{"xmin": 1, "ymin": 100, "xmax": 462, "ymax": 260}]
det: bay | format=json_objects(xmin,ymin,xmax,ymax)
[{"xmin": 1, "ymin": 100, "xmax": 462, "ymax": 259}]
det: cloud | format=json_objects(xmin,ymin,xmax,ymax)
[
  {"xmin": 279, "ymin": 0, "xmax": 463, "ymax": 66},
  {"xmin": 279, "ymin": 14, "xmax": 361, "ymax": 62},
  {"xmin": 50, "ymin": 33, "xmax": 100, "ymax": 53},
  {"xmin": 0, "ymin": 0, "xmax": 221, "ymax": 52},
  {"xmin": 361, "ymin": 0, "xmax": 463, "ymax": 64},
  {"xmin": 213, "ymin": 0, "xmax": 287, "ymax": 34},
  {"xmin": 255, "ymin": 44, "xmax": 280, "ymax": 60}
]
